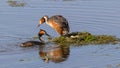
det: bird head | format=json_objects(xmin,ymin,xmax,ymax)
[
  {"xmin": 37, "ymin": 17, "xmax": 45, "ymax": 27},
  {"xmin": 37, "ymin": 15, "xmax": 48, "ymax": 27},
  {"xmin": 38, "ymin": 29, "xmax": 47, "ymax": 37},
  {"xmin": 38, "ymin": 29, "xmax": 51, "ymax": 42}
]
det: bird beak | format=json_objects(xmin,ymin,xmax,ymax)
[
  {"xmin": 45, "ymin": 33, "xmax": 52, "ymax": 39},
  {"xmin": 45, "ymin": 33, "xmax": 50, "ymax": 37},
  {"xmin": 37, "ymin": 24, "xmax": 40, "ymax": 28}
]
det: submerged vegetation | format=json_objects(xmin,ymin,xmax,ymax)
[
  {"xmin": 7, "ymin": 0, "xmax": 26, "ymax": 7},
  {"xmin": 52, "ymin": 32, "xmax": 120, "ymax": 45}
]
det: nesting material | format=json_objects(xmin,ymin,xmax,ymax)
[
  {"xmin": 7, "ymin": 0, "xmax": 26, "ymax": 7},
  {"xmin": 52, "ymin": 32, "xmax": 120, "ymax": 45}
]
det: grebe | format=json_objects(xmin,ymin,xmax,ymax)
[
  {"xmin": 20, "ymin": 41, "xmax": 44, "ymax": 47},
  {"xmin": 20, "ymin": 29, "xmax": 50, "ymax": 47},
  {"xmin": 38, "ymin": 29, "xmax": 51, "ymax": 42},
  {"xmin": 37, "ymin": 15, "xmax": 70, "ymax": 36}
]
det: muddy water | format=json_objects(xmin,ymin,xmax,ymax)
[{"xmin": 0, "ymin": 0, "xmax": 120, "ymax": 68}]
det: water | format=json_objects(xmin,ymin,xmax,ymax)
[{"xmin": 0, "ymin": 0, "xmax": 120, "ymax": 68}]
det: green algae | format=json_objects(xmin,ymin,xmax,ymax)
[
  {"xmin": 7, "ymin": 0, "xmax": 26, "ymax": 7},
  {"xmin": 52, "ymin": 32, "xmax": 120, "ymax": 45}
]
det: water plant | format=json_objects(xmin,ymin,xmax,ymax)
[
  {"xmin": 7, "ymin": 0, "xmax": 26, "ymax": 7},
  {"xmin": 52, "ymin": 32, "xmax": 120, "ymax": 46}
]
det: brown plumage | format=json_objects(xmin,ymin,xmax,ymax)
[
  {"xmin": 38, "ymin": 29, "xmax": 51, "ymax": 42},
  {"xmin": 20, "ymin": 29, "xmax": 50, "ymax": 47},
  {"xmin": 38, "ymin": 15, "xmax": 70, "ymax": 36}
]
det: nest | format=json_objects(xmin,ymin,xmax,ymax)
[{"xmin": 52, "ymin": 32, "xmax": 120, "ymax": 46}]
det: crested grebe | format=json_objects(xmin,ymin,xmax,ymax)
[
  {"xmin": 38, "ymin": 15, "xmax": 70, "ymax": 36},
  {"xmin": 20, "ymin": 41, "xmax": 44, "ymax": 47},
  {"xmin": 20, "ymin": 29, "xmax": 50, "ymax": 47},
  {"xmin": 38, "ymin": 29, "xmax": 51, "ymax": 42}
]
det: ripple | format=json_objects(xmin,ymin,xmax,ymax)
[
  {"xmin": 0, "ymin": 0, "xmax": 120, "ymax": 68},
  {"xmin": 0, "ymin": 36, "xmax": 38, "ymax": 55}
]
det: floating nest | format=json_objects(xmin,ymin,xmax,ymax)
[{"xmin": 52, "ymin": 32, "xmax": 120, "ymax": 45}]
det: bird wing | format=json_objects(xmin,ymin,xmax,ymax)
[{"xmin": 49, "ymin": 15, "xmax": 70, "ymax": 31}]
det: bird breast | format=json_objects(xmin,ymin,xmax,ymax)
[{"xmin": 47, "ymin": 20, "xmax": 60, "ymax": 29}]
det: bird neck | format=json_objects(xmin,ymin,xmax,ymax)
[
  {"xmin": 38, "ymin": 36, "xmax": 45, "ymax": 43},
  {"xmin": 43, "ymin": 16, "xmax": 49, "ymax": 23}
]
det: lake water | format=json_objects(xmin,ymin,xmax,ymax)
[{"xmin": 0, "ymin": 0, "xmax": 120, "ymax": 68}]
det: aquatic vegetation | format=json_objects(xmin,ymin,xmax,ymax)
[
  {"xmin": 7, "ymin": 0, "xmax": 26, "ymax": 7},
  {"xmin": 52, "ymin": 32, "xmax": 120, "ymax": 45}
]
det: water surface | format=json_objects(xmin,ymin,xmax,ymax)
[{"xmin": 0, "ymin": 0, "xmax": 120, "ymax": 68}]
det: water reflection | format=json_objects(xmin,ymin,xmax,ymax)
[
  {"xmin": 7, "ymin": 0, "xmax": 26, "ymax": 7},
  {"xmin": 39, "ymin": 44, "xmax": 70, "ymax": 63}
]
